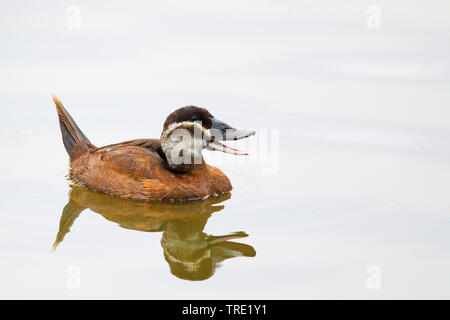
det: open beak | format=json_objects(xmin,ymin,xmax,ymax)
[
  {"xmin": 207, "ymin": 140, "xmax": 248, "ymax": 155},
  {"xmin": 207, "ymin": 117, "xmax": 255, "ymax": 155},
  {"xmin": 209, "ymin": 118, "xmax": 256, "ymax": 141}
]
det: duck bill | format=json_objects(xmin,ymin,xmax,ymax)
[
  {"xmin": 207, "ymin": 140, "xmax": 248, "ymax": 155},
  {"xmin": 210, "ymin": 117, "xmax": 256, "ymax": 141}
]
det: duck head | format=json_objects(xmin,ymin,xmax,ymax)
[
  {"xmin": 160, "ymin": 106, "xmax": 255, "ymax": 173},
  {"xmin": 163, "ymin": 106, "xmax": 255, "ymax": 142}
]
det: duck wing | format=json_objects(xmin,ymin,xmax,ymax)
[{"xmin": 95, "ymin": 138, "xmax": 161, "ymax": 153}]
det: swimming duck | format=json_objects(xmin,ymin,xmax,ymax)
[{"xmin": 52, "ymin": 95, "xmax": 255, "ymax": 201}]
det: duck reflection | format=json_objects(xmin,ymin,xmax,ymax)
[{"xmin": 54, "ymin": 186, "xmax": 256, "ymax": 281}]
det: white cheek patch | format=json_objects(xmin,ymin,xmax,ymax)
[{"xmin": 161, "ymin": 123, "xmax": 206, "ymax": 166}]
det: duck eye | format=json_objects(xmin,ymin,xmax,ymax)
[{"xmin": 191, "ymin": 115, "xmax": 198, "ymax": 122}]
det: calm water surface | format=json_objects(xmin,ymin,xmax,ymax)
[
  {"xmin": 1, "ymin": 1, "xmax": 450, "ymax": 299},
  {"xmin": 1, "ymin": 99, "xmax": 450, "ymax": 299}
]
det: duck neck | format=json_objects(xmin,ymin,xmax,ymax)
[
  {"xmin": 160, "ymin": 122, "xmax": 207, "ymax": 173},
  {"xmin": 160, "ymin": 139, "xmax": 205, "ymax": 173}
]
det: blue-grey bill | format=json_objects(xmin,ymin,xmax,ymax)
[{"xmin": 224, "ymin": 129, "xmax": 256, "ymax": 141}]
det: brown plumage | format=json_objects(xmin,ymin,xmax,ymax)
[
  {"xmin": 52, "ymin": 95, "xmax": 244, "ymax": 201},
  {"xmin": 68, "ymin": 144, "xmax": 232, "ymax": 201}
]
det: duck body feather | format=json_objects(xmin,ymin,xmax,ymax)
[{"xmin": 68, "ymin": 139, "xmax": 232, "ymax": 201}]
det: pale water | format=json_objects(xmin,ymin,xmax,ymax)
[{"xmin": 1, "ymin": 1, "xmax": 450, "ymax": 299}]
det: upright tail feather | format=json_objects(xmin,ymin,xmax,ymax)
[{"xmin": 52, "ymin": 94, "xmax": 91, "ymax": 157}]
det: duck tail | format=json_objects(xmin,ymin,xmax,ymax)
[{"xmin": 52, "ymin": 94, "xmax": 92, "ymax": 158}]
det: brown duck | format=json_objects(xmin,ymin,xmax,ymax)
[{"xmin": 52, "ymin": 95, "xmax": 255, "ymax": 201}]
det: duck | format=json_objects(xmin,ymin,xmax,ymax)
[{"xmin": 52, "ymin": 95, "xmax": 255, "ymax": 201}]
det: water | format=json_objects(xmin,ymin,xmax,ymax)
[{"xmin": 1, "ymin": 1, "xmax": 450, "ymax": 299}]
